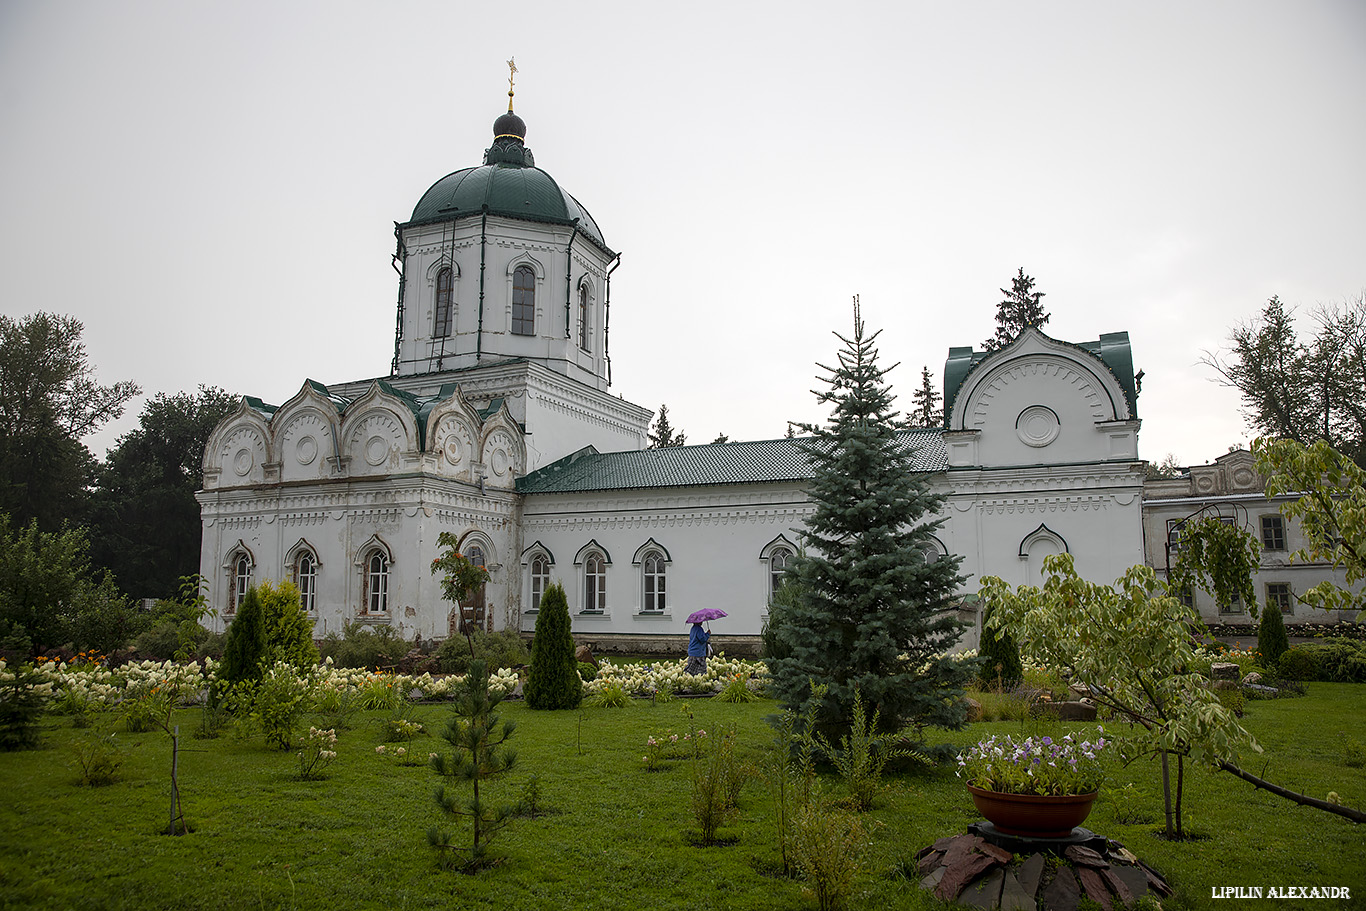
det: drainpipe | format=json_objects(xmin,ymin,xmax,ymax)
[
  {"xmin": 605, "ymin": 252, "xmax": 622, "ymax": 386},
  {"xmin": 563, "ymin": 220, "xmax": 579, "ymax": 338},
  {"xmin": 477, "ymin": 207, "xmax": 488, "ymax": 363},
  {"xmin": 390, "ymin": 227, "xmax": 407, "ymax": 375}
]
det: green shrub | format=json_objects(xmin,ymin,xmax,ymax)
[
  {"xmin": 714, "ymin": 673, "xmax": 759, "ymax": 703},
  {"xmin": 437, "ymin": 628, "xmax": 529, "ymax": 675},
  {"xmin": 524, "ymin": 583, "xmax": 582, "ymax": 710},
  {"xmin": 761, "ymin": 579, "xmax": 803, "ymax": 661},
  {"xmin": 219, "ymin": 587, "xmax": 268, "ymax": 685},
  {"xmin": 790, "ymin": 805, "xmax": 868, "ymax": 911},
  {"xmin": 1344, "ymin": 739, "xmax": 1366, "ymax": 769},
  {"xmin": 1279, "ymin": 639, "xmax": 1366, "ymax": 683},
  {"xmin": 977, "ymin": 606, "xmax": 1023, "ymax": 690},
  {"xmin": 691, "ymin": 728, "xmax": 743, "ymax": 845},
  {"xmin": 584, "ymin": 680, "xmax": 630, "ymax": 708},
  {"xmin": 0, "ymin": 663, "xmax": 47, "ymax": 750},
  {"xmin": 257, "ymin": 580, "xmax": 319, "ymax": 669},
  {"xmin": 319, "ymin": 622, "xmax": 411, "ymax": 671},
  {"xmin": 577, "ymin": 661, "xmax": 598, "ymax": 683},
  {"xmin": 1258, "ymin": 604, "xmax": 1290, "ymax": 669},
  {"xmin": 252, "ymin": 663, "xmax": 310, "ymax": 750},
  {"xmin": 71, "ymin": 731, "xmax": 125, "ymax": 785}
]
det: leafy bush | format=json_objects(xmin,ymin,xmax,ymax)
[
  {"xmin": 790, "ymin": 805, "xmax": 869, "ymax": 911},
  {"xmin": 577, "ymin": 661, "xmax": 598, "ymax": 683},
  {"xmin": 691, "ymin": 728, "xmax": 743, "ymax": 845},
  {"xmin": 583, "ymin": 680, "xmax": 629, "ymax": 708},
  {"xmin": 71, "ymin": 731, "xmax": 125, "ymax": 785},
  {"xmin": 1344, "ymin": 739, "xmax": 1365, "ymax": 769},
  {"xmin": 1258, "ymin": 605, "xmax": 1290, "ymax": 669},
  {"xmin": 319, "ymin": 622, "xmax": 409, "ymax": 674},
  {"xmin": 816, "ymin": 691, "xmax": 924, "ymax": 811},
  {"xmin": 714, "ymin": 673, "xmax": 759, "ymax": 703},
  {"xmin": 252, "ymin": 663, "xmax": 310, "ymax": 750},
  {"xmin": 524, "ymin": 582, "xmax": 581, "ymax": 710},
  {"xmin": 319, "ymin": 622, "xmax": 411, "ymax": 671},
  {"xmin": 977, "ymin": 606, "xmax": 1023, "ymax": 690},
  {"xmin": 1278, "ymin": 639, "xmax": 1366, "ymax": 682},
  {"xmin": 437, "ymin": 628, "xmax": 529, "ymax": 675}
]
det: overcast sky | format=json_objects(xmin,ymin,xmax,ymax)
[{"xmin": 2, "ymin": 1, "xmax": 1362, "ymax": 468}]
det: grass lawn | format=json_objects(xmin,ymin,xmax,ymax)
[{"xmin": 1, "ymin": 684, "xmax": 1363, "ymax": 910}]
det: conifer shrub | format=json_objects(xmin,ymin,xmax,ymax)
[
  {"xmin": 524, "ymin": 582, "xmax": 582, "ymax": 710},
  {"xmin": 1257, "ymin": 602, "xmax": 1290, "ymax": 670},
  {"xmin": 976, "ymin": 605, "xmax": 1023, "ymax": 690},
  {"xmin": 257, "ymin": 580, "xmax": 319, "ymax": 669},
  {"xmin": 218, "ymin": 587, "xmax": 268, "ymax": 685}
]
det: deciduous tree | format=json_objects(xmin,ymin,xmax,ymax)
[
  {"xmin": 1206, "ymin": 295, "xmax": 1366, "ymax": 467},
  {"xmin": 88, "ymin": 386, "xmax": 238, "ymax": 599},
  {"xmin": 0, "ymin": 313, "xmax": 138, "ymax": 529}
]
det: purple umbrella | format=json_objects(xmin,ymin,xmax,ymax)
[{"xmin": 686, "ymin": 608, "xmax": 727, "ymax": 624}]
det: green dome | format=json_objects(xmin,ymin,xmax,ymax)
[{"xmin": 404, "ymin": 114, "xmax": 610, "ymax": 254}]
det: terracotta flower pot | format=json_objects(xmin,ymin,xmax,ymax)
[{"xmin": 966, "ymin": 784, "xmax": 1098, "ymax": 838}]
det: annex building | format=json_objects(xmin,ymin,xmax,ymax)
[{"xmin": 197, "ymin": 99, "xmax": 1148, "ymax": 651}]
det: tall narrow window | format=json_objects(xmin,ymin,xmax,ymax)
[
  {"xmin": 512, "ymin": 265, "xmax": 535, "ymax": 336},
  {"xmin": 578, "ymin": 283, "xmax": 590, "ymax": 350},
  {"xmin": 584, "ymin": 553, "xmax": 606, "ymax": 612},
  {"xmin": 296, "ymin": 552, "xmax": 317, "ymax": 613},
  {"xmin": 366, "ymin": 552, "xmax": 388, "ymax": 613},
  {"xmin": 768, "ymin": 547, "xmax": 792, "ymax": 598},
  {"xmin": 530, "ymin": 555, "xmax": 550, "ymax": 611},
  {"xmin": 1260, "ymin": 514, "xmax": 1286, "ymax": 551},
  {"xmin": 642, "ymin": 551, "xmax": 667, "ymax": 613},
  {"xmin": 434, "ymin": 266, "xmax": 453, "ymax": 337},
  {"xmin": 231, "ymin": 555, "xmax": 252, "ymax": 615}
]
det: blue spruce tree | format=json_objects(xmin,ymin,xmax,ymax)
[{"xmin": 767, "ymin": 297, "xmax": 972, "ymax": 741}]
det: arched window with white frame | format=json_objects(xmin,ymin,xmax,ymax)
[
  {"xmin": 512, "ymin": 265, "xmax": 535, "ymax": 336},
  {"xmin": 641, "ymin": 551, "xmax": 667, "ymax": 613},
  {"xmin": 584, "ymin": 553, "xmax": 607, "ymax": 613},
  {"xmin": 296, "ymin": 551, "xmax": 318, "ymax": 613},
  {"xmin": 767, "ymin": 547, "xmax": 793, "ymax": 598},
  {"xmin": 230, "ymin": 552, "xmax": 252, "ymax": 615},
  {"xmin": 530, "ymin": 554, "xmax": 550, "ymax": 611},
  {"xmin": 364, "ymin": 550, "xmax": 389, "ymax": 614}
]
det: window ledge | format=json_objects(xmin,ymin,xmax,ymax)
[
  {"xmin": 577, "ymin": 610, "xmax": 609, "ymax": 619},
  {"xmin": 634, "ymin": 610, "xmax": 672, "ymax": 620},
  {"xmin": 355, "ymin": 614, "xmax": 392, "ymax": 623}
]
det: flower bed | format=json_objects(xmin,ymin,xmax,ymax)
[{"xmin": 956, "ymin": 729, "xmax": 1109, "ymax": 796}]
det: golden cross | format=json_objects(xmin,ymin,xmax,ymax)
[{"xmin": 507, "ymin": 57, "xmax": 517, "ymax": 94}]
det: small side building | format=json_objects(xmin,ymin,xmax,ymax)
[{"xmin": 1142, "ymin": 448, "xmax": 1357, "ymax": 625}]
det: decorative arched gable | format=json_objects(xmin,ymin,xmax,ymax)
[
  {"xmin": 945, "ymin": 329, "xmax": 1138, "ymax": 468},
  {"xmin": 203, "ymin": 401, "xmax": 272, "ymax": 490},
  {"xmin": 271, "ymin": 381, "xmax": 343, "ymax": 483},
  {"xmin": 337, "ymin": 382, "xmax": 421, "ymax": 477},
  {"xmin": 478, "ymin": 402, "xmax": 526, "ymax": 489},
  {"xmin": 424, "ymin": 386, "xmax": 483, "ymax": 481},
  {"xmin": 458, "ymin": 529, "xmax": 499, "ymax": 571}
]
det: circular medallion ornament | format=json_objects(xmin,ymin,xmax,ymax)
[
  {"xmin": 490, "ymin": 447, "xmax": 509, "ymax": 477},
  {"xmin": 1016, "ymin": 405, "xmax": 1061, "ymax": 448},
  {"xmin": 365, "ymin": 436, "xmax": 389, "ymax": 467},
  {"xmin": 444, "ymin": 437, "xmax": 464, "ymax": 466},
  {"xmin": 1233, "ymin": 467, "xmax": 1254, "ymax": 487},
  {"xmin": 233, "ymin": 448, "xmax": 253, "ymax": 477},
  {"xmin": 296, "ymin": 435, "xmax": 318, "ymax": 465}
]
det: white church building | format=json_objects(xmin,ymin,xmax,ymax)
[{"xmin": 197, "ymin": 99, "xmax": 1148, "ymax": 651}]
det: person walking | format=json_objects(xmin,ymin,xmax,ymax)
[{"xmin": 686, "ymin": 622, "xmax": 710, "ymax": 675}]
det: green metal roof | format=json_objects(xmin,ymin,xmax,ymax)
[
  {"xmin": 402, "ymin": 130, "xmax": 610, "ymax": 255},
  {"xmin": 943, "ymin": 330, "xmax": 1138, "ymax": 425},
  {"xmin": 517, "ymin": 433, "xmax": 948, "ymax": 495}
]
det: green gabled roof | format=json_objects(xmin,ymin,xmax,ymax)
[
  {"xmin": 517, "ymin": 433, "xmax": 948, "ymax": 495},
  {"xmin": 943, "ymin": 329, "xmax": 1138, "ymax": 425}
]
